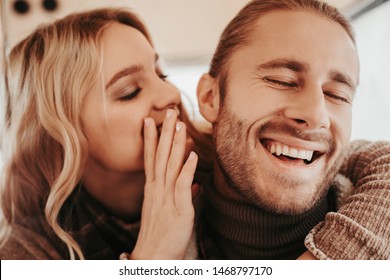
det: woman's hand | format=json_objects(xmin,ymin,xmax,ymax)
[{"xmin": 131, "ymin": 109, "xmax": 198, "ymax": 259}]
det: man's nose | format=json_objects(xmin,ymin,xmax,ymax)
[{"xmin": 283, "ymin": 85, "xmax": 330, "ymax": 130}]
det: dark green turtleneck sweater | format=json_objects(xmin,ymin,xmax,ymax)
[{"xmin": 197, "ymin": 179, "xmax": 333, "ymax": 260}]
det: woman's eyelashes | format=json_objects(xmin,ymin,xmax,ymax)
[
  {"xmin": 115, "ymin": 71, "xmax": 168, "ymax": 102},
  {"xmin": 118, "ymin": 87, "xmax": 142, "ymax": 102},
  {"xmin": 159, "ymin": 73, "xmax": 168, "ymax": 80}
]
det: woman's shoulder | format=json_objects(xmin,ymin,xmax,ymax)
[{"xmin": 0, "ymin": 218, "xmax": 67, "ymax": 260}]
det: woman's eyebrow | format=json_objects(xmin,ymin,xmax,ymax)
[
  {"xmin": 105, "ymin": 65, "xmax": 143, "ymax": 90},
  {"xmin": 105, "ymin": 54, "xmax": 159, "ymax": 90}
]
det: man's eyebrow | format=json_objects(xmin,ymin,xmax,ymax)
[
  {"xmin": 105, "ymin": 54, "xmax": 159, "ymax": 90},
  {"xmin": 256, "ymin": 59, "xmax": 310, "ymax": 73},
  {"xmin": 329, "ymin": 69, "xmax": 357, "ymax": 91}
]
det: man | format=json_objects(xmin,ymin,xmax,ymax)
[{"xmin": 194, "ymin": 0, "xmax": 390, "ymax": 259}]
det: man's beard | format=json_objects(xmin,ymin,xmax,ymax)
[{"xmin": 213, "ymin": 103, "xmax": 347, "ymax": 215}]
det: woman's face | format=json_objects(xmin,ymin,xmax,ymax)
[{"xmin": 81, "ymin": 22, "xmax": 180, "ymax": 174}]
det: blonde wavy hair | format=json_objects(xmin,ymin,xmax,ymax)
[{"xmin": 0, "ymin": 7, "xmax": 211, "ymax": 260}]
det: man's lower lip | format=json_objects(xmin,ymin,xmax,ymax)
[{"xmin": 270, "ymin": 154, "xmax": 310, "ymax": 165}]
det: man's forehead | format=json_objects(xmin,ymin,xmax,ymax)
[
  {"xmin": 227, "ymin": 9, "xmax": 359, "ymax": 83},
  {"xmin": 249, "ymin": 9, "xmax": 354, "ymax": 42}
]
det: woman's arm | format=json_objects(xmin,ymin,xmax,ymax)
[{"xmin": 0, "ymin": 219, "xmax": 66, "ymax": 259}]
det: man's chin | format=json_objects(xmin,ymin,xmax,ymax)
[
  {"xmin": 267, "ymin": 193, "xmax": 325, "ymax": 215},
  {"xmin": 245, "ymin": 185, "xmax": 326, "ymax": 215}
]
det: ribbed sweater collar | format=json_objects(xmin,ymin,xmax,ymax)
[{"xmin": 201, "ymin": 181, "xmax": 330, "ymax": 259}]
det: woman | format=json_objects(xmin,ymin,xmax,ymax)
[{"xmin": 0, "ymin": 8, "xmax": 207, "ymax": 260}]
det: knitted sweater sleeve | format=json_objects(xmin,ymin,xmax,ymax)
[{"xmin": 305, "ymin": 140, "xmax": 390, "ymax": 259}]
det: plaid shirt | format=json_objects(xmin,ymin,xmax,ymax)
[
  {"xmin": 60, "ymin": 186, "xmax": 140, "ymax": 259},
  {"xmin": 194, "ymin": 180, "xmax": 224, "ymax": 260},
  {"xmin": 196, "ymin": 212, "xmax": 223, "ymax": 259}
]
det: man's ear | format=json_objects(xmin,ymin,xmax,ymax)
[{"xmin": 197, "ymin": 73, "xmax": 220, "ymax": 123}]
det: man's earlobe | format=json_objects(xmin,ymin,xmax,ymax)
[{"xmin": 197, "ymin": 73, "xmax": 220, "ymax": 123}]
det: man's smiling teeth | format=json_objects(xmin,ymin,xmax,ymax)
[{"xmin": 268, "ymin": 143, "xmax": 314, "ymax": 161}]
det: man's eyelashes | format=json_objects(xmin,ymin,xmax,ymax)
[
  {"xmin": 261, "ymin": 76, "xmax": 352, "ymax": 104},
  {"xmin": 262, "ymin": 76, "xmax": 297, "ymax": 88},
  {"xmin": 323, "ymin": 91, "xmax": 351, "ymax": 104}
]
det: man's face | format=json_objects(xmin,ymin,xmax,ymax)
[{"xmin": 212, "ymin": 10, "xmax": 359, "ymax": 214}]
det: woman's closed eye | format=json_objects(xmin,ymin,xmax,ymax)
[
  {"xmin": 159, "ymin": 73, "xmax": 168, "ymax": 80},
  {"xmin": 118, "ymin": 87, "xmax": 142, "ymax": 102}
]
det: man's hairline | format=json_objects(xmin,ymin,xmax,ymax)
[{"xmin": 213, "ymin": 9, "xmax": 359, "ymax": 98}]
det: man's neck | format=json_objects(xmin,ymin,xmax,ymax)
[{"xmin": 200, "ymin": 163, "xmax": 330, "ymax": 259}]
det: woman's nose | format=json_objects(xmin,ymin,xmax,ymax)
[
  {"xmin": 152, "ymin": 78, "xmax": 181, "ymax": 111},
  {"xmin": 149, "ymin": 77, "xmax": 181, "ymax": 125}
]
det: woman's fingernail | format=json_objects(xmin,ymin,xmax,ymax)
[
  {"xmin": 176, "ymin": 122, "xmax": 183, "ymax": 132},
  {"xmin": 166, "ymin": 109, "xmax": 173, "ymax": 120},
  {"xmin": 188, "ymin": 151, "xmax": 197, "ymax": 161},
  {"xmin": 144, "ymin": 118, "xmax": 151, "ymax": 127}
]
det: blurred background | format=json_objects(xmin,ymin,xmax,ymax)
[{"xmin": 1, "ymin": 0, "xmax": 389, "ymax": 141}]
